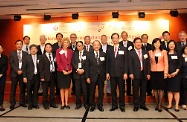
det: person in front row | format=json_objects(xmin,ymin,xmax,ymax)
[
  {"xmin": 39, "ymin": 43, "xmax": 58, "ymax": 110},
  {"xmin": 72, "ymin": 41, "xmax": 88, "ymax": 110},
  {"xmin": 56, "ymin": 38, "xmax": 73, "ymax": 110},
  {"xmin": 129, "ymin": 37, "xmax": 150, "ymax": 112},
  {"xmin": 149, "ymin": 38, "xmax": 168, "ymax": 112},
  {"xmin": 106, "ymin": 33, "xmax": 128, "ymax": 112},
  {"xmin": 85, "ymin": 40, "xmax": 106, "ymax": 112},
  {"xmin": 23, "ymin": 44, "xmax": 40, "ymax": 110}
]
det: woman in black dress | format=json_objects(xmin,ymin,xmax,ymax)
[{"xmin": 166, "ymin": 40, "xmax": 182, "ymax": 112}]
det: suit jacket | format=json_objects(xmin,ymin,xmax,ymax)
[
  {"xmin": 56, "ymin": 49, "xmax": 73, "ymax": 72},
  {"xmin": 149, "ymin": 50, "xmax": 168, "ymax": 74},
  {"xmin": 22, "ymin": 54, "xmax": 40, "ymax": 81},
  {"xmin": 119, "ymin": 40, "xmax": 134, "ymax": 51},
  {"xmin": 39, "ymin": 53, "xmax": 56, "ymax": 82},
  {"xmin": 129, "ymin": 49, "xmax": 150, "ymax": 79},
  {"xmin": 37, "ymin": 45, "xmax": 46, "ymax": 55},
  {"xmin": 100, "ymin": 44, "xmax": 112, "ymax": 53},
  {"xmin": 72, "ymin": 50, "xmax": 88, "ymax": 79},
  {"xmin": 106, "ymin": 45, "xmax": 128, "ymax": 77},
  {"xmin": 142, "ymin": 43, "xmax": 152, "ymax": 51},
  {"xmin": 176, "ymin": 41, "xmax": 187, "ymax": 54},
  {"xmin": 84, "ymin": 45, "xmax": 93, "ymax": 52},
  {"xmin": 10, "ymin": 50, "xmax": 28, "ymax": 77},
  {"xmin": 85, "ymin": 51, "xmax": 106, "ymax": 82},
  {"xmin": 69, "ymin": 43, "xmax": 77, "ymax": 52},
  {"xmin": 52, "ymin": 42, "xmax": 61, "ymax": 56},
  {"xmin": 0, "ymin": 54, "xmax": 8, "ymax": 75},
  {"xmin": 161, "ymin": 41, "xmax": 169, "ymax": 51}
]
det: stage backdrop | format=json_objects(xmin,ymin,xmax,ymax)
[{"xmin": 23, "ymin": 20, "xmax": 169, "ymax": 45}]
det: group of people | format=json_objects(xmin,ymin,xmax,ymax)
[{"xmin": 0, "ymin": 30, "xmax": 187, "ymax": 113}]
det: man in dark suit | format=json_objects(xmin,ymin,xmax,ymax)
[
  {"xmin": 0, "ymin": 44, "xmax": 8, "ymax": 111},
  {"xmin": 141, "ymin": 34, "xmax": 152, "ymax": 96},
  {"xmin": 22, "ymin": 36, "xmax": 30, "ymax": 54},
  {"xmin": 86, "ymin": 40, "xmax": 106, "ymax": 112},
  {"xmin": 119, "ymin": 31, "xmax": 133, "ymax": 96},
  {"xmin": 9, "ymin": 40, "xmax": 28, "ymax": 109},
  {"xmin": 176, "ymin": 31, "xmax": 187, "ymax": 54},
  {"xmin": 161, "ymin": 31, "xmax": 170, "ymax": 51},
  {"xmin": 129, "ymin": 37, "xmax": 150, "ymax": 112},
  {"xmin": 106, "ymin": 33, "xmax": 128, "ymax": 112},
  {"xmin": 23, "ymin": 44, "xmax": 40, "ymax": 110},
  {"xmin": 101, "ymin": 35, "xmax": 112, "ymax": 96},
  {"xmin": 84, "ymin": 36, "xmax": 93, "ymax": 52},
  {"xmin": 39, "ymin": 43, "xmax": 58, "ymax": 109},
  {"xmin": 72, "ymin": 41, "xmax": 88, "ymax": 109}
]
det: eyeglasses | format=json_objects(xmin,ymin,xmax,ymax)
[{"xmin": 70, "ymin": 37, "xmax": 76, "ymax": 38}]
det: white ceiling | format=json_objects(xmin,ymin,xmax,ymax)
[{"xmin": 0, "ymin": 0, "xmax": 187, "ymax": 19}]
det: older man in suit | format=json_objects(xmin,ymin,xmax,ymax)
[
  {"xmin": 129, "ymin": 37, "xmax": 150, "ymax": 112},
  {"xmin": 176, "ymin": 31, "xmax": 187, "ymax": 54},
  {"xmin": 23, "ymin": 44, "xmax": 40, "ymax": 110},
  {"xmin": 106, "ymin": 33, "xmax": 128, "ymax": 112},
  {"xmin": 86, "ymin": 40, "xmax": 106, "ymax": 112},
  {"xmin": 0, "ymin": 44, "xmax": 8, "ymax": 111},
  {"xmin": 10, "ymin": 40, "xmax": 28, "ymax": 109}
]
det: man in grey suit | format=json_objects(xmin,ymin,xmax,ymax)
[{"xmin": 10, "ymin": 40, "xmax": 28, "ymax": 109}]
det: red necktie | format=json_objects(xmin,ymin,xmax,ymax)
[
  {"xmin": 138, "ymin": 50, "xmax": 143, "ymax": 71},
  {"xmin": 114, "ymin": 47, "xmax": 117, "ymax": 58}
]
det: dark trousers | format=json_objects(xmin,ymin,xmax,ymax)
[
  {"xmin": 75, "ymin": 78, "xmax": 87, "ymax": 106},
  {"xmin": 132, "ymin": 71, "xmax": 147, "ymax": 107},
  {"xmin": 27, "ymin": 74, "xmax": 39, "ymax": 107},
  {"xmin": 10, "ymin": 75, "xmax": 26, "ymax": 106},
  {"xmin": 126, "ymin": 77, "xmax": 132, "ymax": 95},
  {"xmin": 110, "ymin": 77, "xmax": 125, "ymax": 108},
  {"xmin": 89, "ymin": 74, "xmax": 104, "ymax": 108},
  {"xmin": 180, "ymin": 78, "xmax": 187, "ymax": 105},
  {"xmin": 146, "ymin": 79, "xmax": 152, "ymax": 95},
  {"xmin": 71, "ymin": 73, "xmax": 75, "ymax": 93},
  {"xmin": 42, "ymin": 73, "xmax": 55, "ymax": 107},
  {"xmin": 54, "ymin": 72, "xmax": 60, "ymax": 95},
  {"xmin": 0, "ymin": 74, "xmax": 6, "ymax": 106}
]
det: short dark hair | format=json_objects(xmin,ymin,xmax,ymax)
[
  {"xmin": 167, "ymin": 40, "xmax": 177, "ymax": 51},
  {"xmin": 23, "ymin": 36, "xmax": 30, "ymax": 40},
  {"xmin": 56, "ymin": 33, "xmax": 63, "ymax": 38},
  {"xmin": 76, "ymin": 41, "xmax": 83, "ymax": 45},
  {"xmin": 152, "ymin": 38, "xmax": 163, "ymax": 51},
  {"xmin": 45, "ymin": 43, "xmax": 53, "ymax": 48},
  {"xmin": 0, "ymin": 44, "xmax": 3, "ymax": 49},
  {"xmin": 133, "ymin": 37, "xmax": 142, "ymax": 43},
  {"xmin": 84, "ymin": 36, "xmax": 90, "ymax": 39},
  {"xmin": 182, "ymin": 45, "xmax": 187, "ymax": 54},
  {"xmin": 141, "ymin": 34, "xmax": 148, "ymax": 39},
  {"xmin": 111, "ymin": 33, "xmax": 119, "ymax": 39},
  {"xmin": 29, "ymin": 44, "xmax": 37, "ymax": 50},
  {"xmin": 162, "ymin": 31, "xmax": 170, "ymax": 36},
  {"xmin": 15, "ymin": 40, "xmax": 23, "ymax": 45}
]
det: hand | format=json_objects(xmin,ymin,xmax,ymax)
[
  {"xmin": 17, "ymin": 70, "xmax": 22, "ymax": 75},
  {"xmin": 106, "ymin": 74, "xmax": 110, "ymax": 80},
  {"xmin": 41, "ymin": 78, "xmax": 45, "ymax": 81},
  {"xmin": 86, "ymin": 78, "xmax": 90, "ymax": 84},
  {"xmin": 167, "ymin": 74, "xmax": 171, "ymax": 78},
  {"xmin": 170, "ymin": 72, "xmax": 177, "ymax": 77},
  {"xmin": 147, "ymin": 75, "xmax": 150, "ymax": 80},
  {"xmin": 0, "ymin": 74, "xmax": 2, "ymax": 78},
  {"xmin": 68, "ymin": 70, "xmax": 72, "ymax": 74},
  {"xmin": 63, "ymin": 70, "xmax": 68, "ymax": 75},
  {"xmin": 164, "ymin": 73, "xmax": 168, "ymax": 79},
  {"xmin": 123, "ymin": 73, "xmax": 128, "ymax": 80},
  {"xmin": 129, "ymin": 74, "xmax": 134, "ymax": 80},
  {"xmin": 23, "ymin": 78, "xmax": 27, "ymax": 83},
  {"xmin": 77, "ymin": 69, "xmax": 84, "ymax": 75}
]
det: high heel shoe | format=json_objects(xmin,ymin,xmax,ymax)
[
  {"xmin": 158, "ymin": 105, "xmax": 162, "ymax": 112},
  {"xmin": 155, "ymin": 105, "xmax": 158, "ymax": 111}
]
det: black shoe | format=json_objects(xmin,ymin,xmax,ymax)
[
  {"xmin": 107, "ymin": 93, "xmax": 111, "ymax": 96},
  {"xmin": 98, "ymin": 107, "xmax": 104, "ymax": 112},
  {"xmin": 133, "ymin": 107, "xmax": 139, "ymax": 112},
  {"xmin": 28, "ymin": 106, "xmax": 32, "ymax": 110},
  {"xmin": 110, "ymin": 106, "xmax": 118, "ymax": 111},
  {"xmin": 60, "ymin": 106, "xmax": 65, "ymax": 110},
  {"xmin": 140, "ymin": 106, "xmax": 149, "ymax": 111},
  {"xmin": 10, "ymin": 105, "xmax": 15, "ymax": 110},
  {"xmin": 90, "ymin": 107, "xmax": 95, "ymax": 112},
  {"xmin": 50, "ymin": 104, "xmax": 58, "ymax": 108},
  {"xmin": 155, "ymin": 105, "xmax": 159, "ymax": 111},
  {"xmin": 20, "ymin": 104, "xmax": 27, "ymax": 107},
  {"xmin": 84, "ymin": 105, "xmax": 89, "ymax": 109},
  {"xmin": 175, "ymin": 109, "xmax": 180, "ymax": 112},
  {"xmin": 75, "ymin": 105, "xmax": 81, "ymax": 109},
  {"xmin": 33, "ymin": 105, "xmax": 39, "ymax": 109},
  {"xmin": 44, "ymin": 106, "xmax": 49, "ymax": 110},
  {"xmin": 120, "ymin": 107, "xmax": 125, "ymax": 112},
  {"xmin": 66, "ymin": 105, "xmax": 70, "ymax": 109},
  {"xmin": 0, "ymin": 107, "xmax": 5, "ymax": 111}
]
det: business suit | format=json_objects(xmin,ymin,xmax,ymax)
[
  {"xmin": 72, "ymin": 50, "xmax": 88, "ymax": 107},
  {"xmin": 84, "ymin": 45, "xmax": 93, "ymax": 52},
  {"xmin": 176, "ymin": 41, "xmax": 187, "ymax": 54},
  {"xmin": 37, "ymin": 45, "xmax": 46, "ymax": 55},
  {"xmin": 119, "ymin": 40, "xmax": 133, "ymax": 95},
  {"xmin": 106, "ymin": 45, "xmax": 128, "ymax": 109},
  {"xmin": 9, "ymin": 50, "xmax": 27, "ymax": 106},
  {"xmin": 0, "ymin": 54, "xmax": 8, "ymax": 106},
  {"xmin": 129, "ymin": 49, "xmax": 150, "ymax": 108},
  {"xmin": 69, "ymin": 43, "xmax": 77, "ymax": 52},
  {"xmin": 85, "ymin": 50, "xmax": 106, "ymax": 108},
  {"xmin": 52, "ymin": 42, "xmax": 61, "ymax": 55},
  {"xmin": 39, "ymin": 53, "xmax": 56, "ymax": 108},
  {"xmin": 22, "ymin": 54, "xmax": 40, "ymax": 107},
  {"xmin": 161, "ymin": 41, "xmax": 169, "ymax": 51}
]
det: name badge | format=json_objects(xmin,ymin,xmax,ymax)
[
  {"xmin": 78, "ymin": 63, "xmax": 82, "ymax": 69},
  {"xmin": 171, "ymin": 56, "xmax": 178, "ymax": 60},
  {"xmin": 100, "ymin": 57, "xmax": 105, "ymax": 61},
  {"xmin": 118, "ymin": 50, "xmax": 124, "ymax": 55},
  {"xmin": 82, "ymin": 56, "xmax": 86, "ymax": 60},
  {"xmin": 37, "ymin": 59, "xmax": 39, "ymax": 64},
  {"xmin": 144, "ymin": 54, "xmax": 148, "ymax": 59},
  {"xmin": 155, "ymin": 53, "xmax": 161, "ymax": 57},
  {"xmin": 54, "ymin": 58, "xmax": 56, "ymax": 62},
  {"xmin": 128, "ymin": 46, "xmax": 132, "ymax": 51},
  {"xmin": 185, "ymin": 58, "xmax": 187, "ymax": 62},
  {"xmin": 59, "ymin": 50, "xmax": 64, "ymax": 55},
  {"xmin": 182, "ymin": 54, "xmax": 185, "ymax": 57}
]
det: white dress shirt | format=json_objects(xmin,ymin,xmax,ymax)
[
  {"xmin": 46, "ymin": 52, "xmax": 55, "ymax": 72},
  {"xmin": 102, "ymin": 44, "xmax": 107, "ymax": 53},
  {"xmin": 22, "ymin": 44, "xmax": 30, "ymax": 54},
  {"xmin": 17, "ymin": 50, "xmax": 22, "ymax": 69}
]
